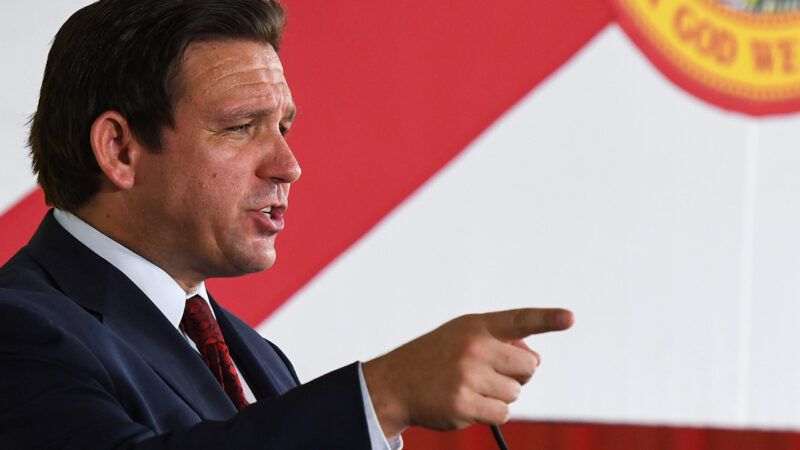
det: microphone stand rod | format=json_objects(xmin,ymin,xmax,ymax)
[{"xmin": 491, "ymin": 424, "xmax": 510, "ymax": 450}]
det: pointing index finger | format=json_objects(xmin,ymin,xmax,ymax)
[{"xmin": 485, "ymin": 308, "xmax": 574, "ymax": 340}]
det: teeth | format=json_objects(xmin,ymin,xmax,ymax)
[{"xmin": 262, "ymin": 207, "xmax": 272, "ymax": 214}]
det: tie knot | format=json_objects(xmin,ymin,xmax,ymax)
[{"xmin": 181, "ymin": 296, "xmax": 223, "ymax": 346}]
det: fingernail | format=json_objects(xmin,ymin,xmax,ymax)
[{"xmin": 558, "ymin": 310, "xmax": 574, "ymax": 328}]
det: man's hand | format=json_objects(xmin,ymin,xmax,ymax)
[{"xmin": 362, "ymin": 308, "xmax": 573, "ymax": 438}]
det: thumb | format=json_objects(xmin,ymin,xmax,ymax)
[{"xmin": 484, "ymin": 308, "xmax": 574, "ymax": 340}]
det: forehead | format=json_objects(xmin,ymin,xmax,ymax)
[{"xmin": 175, "ymin": 39, "xmax": 290, "ymax": 107}]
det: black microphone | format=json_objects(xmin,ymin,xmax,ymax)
[{"xmin": 491, "ymin": 425, "xmax": 510, "ymax": 450}]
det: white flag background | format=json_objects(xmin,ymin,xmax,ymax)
[{"xmin": 2, "ymin": 1, "xmax": 799, "ymax": 448}]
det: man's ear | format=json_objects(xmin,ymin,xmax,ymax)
[{"xmin": 90, "ymin": 111, "xmax": 144, "ymax": 190}]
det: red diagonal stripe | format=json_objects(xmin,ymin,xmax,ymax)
[
  {"xmin": 210, "ymin": 0, "xmax": 613, "ymax": 324},
  {"xmin": 0, "ymin": 1, "xmax": 613, "ymax": 327},
  {"xmin": 0, "ymin": 190, "xmax": 47, "ymax": 264}
]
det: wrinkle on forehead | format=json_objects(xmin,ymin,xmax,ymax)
[{"xmin": 177, "ymin": 40, "xmax": 288, "ymax": 104}]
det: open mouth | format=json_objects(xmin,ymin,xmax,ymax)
[{"xmin": 256, "ymin": 206, "xmax": 285, "ymax": 233}]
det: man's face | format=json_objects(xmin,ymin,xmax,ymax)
[{"xmin": 129, "ymin": 39, "xmax": 300, "ymax": 285}]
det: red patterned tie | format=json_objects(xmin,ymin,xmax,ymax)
[{"xmin": 180, "ymin": 296, "xmax": 249, "ymax": 410}]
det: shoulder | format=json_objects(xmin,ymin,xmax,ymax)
[
  {"xmin": 0, "ymin": 285, "xmax": 101, "ymax": 346},
  {"xmin": 0, "ymin": 282, "xmax": 121, "ymax": 396},
  {"xmin": 0, "ymin": 249, "xmax": 105, "ymax": 348},
  {"xmin": 0, "ymin": 287, "xmax": 62, "ymax": 343},
  {"xmin": 0, "ymin": 245, "xmax": 60, "ymax": 295}
]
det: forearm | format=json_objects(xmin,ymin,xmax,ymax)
[{"xmin": 0, "ymin": 361, "xmax": 372, "ymax": 450}]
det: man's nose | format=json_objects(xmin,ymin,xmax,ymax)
[{"xmin": 257, "ymin": 136, "xmax": 301, "ymax": 184}]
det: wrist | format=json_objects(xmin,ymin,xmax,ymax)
[{"xmin": 362, "ymin": 357, "xmax": 409, "ymax": 438}]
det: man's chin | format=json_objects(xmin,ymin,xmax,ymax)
[
  {"xmin": 247, "ymin": 248, "xmax": 277, "ymax": 273},
  {"xmin": 220, "ymin": 246, "xmax": 277, "ymax": 278},
  {"xmin": 260, "ymin": 251, "xmax": 277, "ymax": 271}
]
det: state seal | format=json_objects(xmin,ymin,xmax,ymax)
[{"xmin": 610, "ymin": 0, "xmax": 800, "ymax": 115}]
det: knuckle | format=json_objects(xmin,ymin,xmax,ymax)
[
  {"xmin": 456, "ymin": 358, "xmax": 477, "ymax": 382},
  {"xmin": 500, "ymin": 407, "xmax": 511, "ymax": 424},
  {"xmin": 511, "ymin": 310, "xmax": 527, "ymax": 332},
  {"xmin": 499, "ymin": 380, "xmax": 521, "ymax": 403},
  {"xmin": 457, "ymin": 313, "xmax": 487, "ymax": 335},
  {"xmin": 509, "ymin": 382, "xmax": 522, "ymax": 401},
  {"xmin": 492, "ymin": 404, "xmax": 510, "ymax": 425},
  {"xmin": 452, "ymin": 388, "xmax": 472, "ymax": 415},
  {"xmin": 531, "ymin": 350, "xmax": 542, "ymax": 366},
  {"xmin": 455, "ymin": 313, "xmax": 479, "ymax": 328},
  {"xmin": 453, "ymin": 418, "xmax": 473, "ymax": 430},
  {"xmin": 497, "ymin": 348, "xmax": 514, "ymax": 367},
  {"xmin": 521, "ymin": 361, "xmax": 536, "ymax": 382},
  {"xmin": 460, "ymin": 367, "xmax": 478, "ymax": 390},
  {"xmin": 523, "ymin": 353, "xmax": 537, "ymax": 375},
  {"xmin": 510, "ymin": 350, "xmax": 536, "ymax": 384},
  {"xmin": 462, "ymin": 340, "xmax": 486, "ymax": 360}
]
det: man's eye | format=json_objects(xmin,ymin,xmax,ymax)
[{"xmin": 227, "ymin": 123, "xmax": 252, "ymax": 134}]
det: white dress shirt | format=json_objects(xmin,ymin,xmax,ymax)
[{"xmin": 53, "ymin": 209, "xmax": 401, "ymax": 450}]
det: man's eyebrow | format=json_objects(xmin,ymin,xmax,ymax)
[
  {"xmin": 217, "ymin": 104, "xmax": 297, "ymax": 124},
  {"xmin": 217, "ymin": 105, "xmax": 275, "ymax": 120}
]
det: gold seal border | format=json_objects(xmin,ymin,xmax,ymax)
[{"xmin": 619, "ymin": 0, "xmax": 800, "ymax": 101}]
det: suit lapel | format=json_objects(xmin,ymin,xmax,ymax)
[
  {"xmin": 211, "ymin": 297, "xmax": 298, "ymax": 399},
  {"xmin": 26, "ymin": 211, "xmax": 237, "ymax": 419}
]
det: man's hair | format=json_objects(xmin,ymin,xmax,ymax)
[{"xmin": 29, "ymin": 0, "xmax": 286, "ymax": 211}]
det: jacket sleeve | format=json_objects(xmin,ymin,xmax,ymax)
[{"xmin": 0, "ymin": 301, "xmax": 372, "ymax": 450}]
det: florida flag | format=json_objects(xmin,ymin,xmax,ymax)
[{"xmin": 2, "ymin": 1, "xmax": 800, "ymax": 448}]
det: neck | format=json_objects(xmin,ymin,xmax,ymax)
[{"xmin": 72, "ymin": 197, "xmax": 204, "ymax": 293}]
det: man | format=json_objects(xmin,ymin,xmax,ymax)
[{"xmin": 0, "ymin": 0, "xmax": 574, "ymax": 448}]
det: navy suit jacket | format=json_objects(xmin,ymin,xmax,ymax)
[{"xmin": 0, "ymin": 211, "xmax": 372, "ymax": 449}]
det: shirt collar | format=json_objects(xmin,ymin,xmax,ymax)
[{"xmin": 53, "ymin": 208, "xmax": 209, "ymax": 330}]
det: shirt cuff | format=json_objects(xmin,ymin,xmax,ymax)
[{"xmin": 358, "ymin": 362, "xmax": 403, "ymax": 450}]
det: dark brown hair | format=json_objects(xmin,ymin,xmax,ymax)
[{"xmin": 29, "ymin": 0, "xmax": 286, "ymax": 210}]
